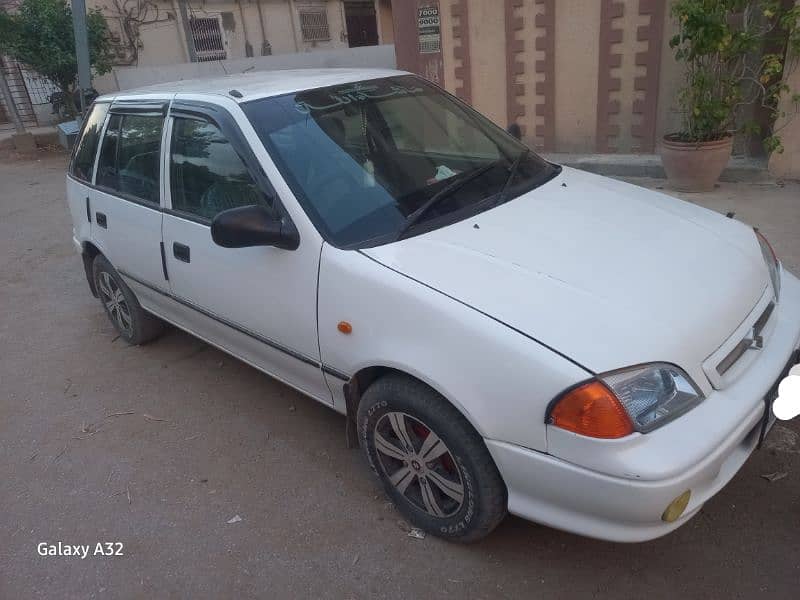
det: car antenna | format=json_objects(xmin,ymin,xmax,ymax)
[{"xmin": 229, "ymin": 89, "xmax": 243, "ymax": 98}]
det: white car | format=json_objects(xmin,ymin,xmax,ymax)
[{"xmin": 66, "ymin": 68, "xmax": 800, "ymax": 543}]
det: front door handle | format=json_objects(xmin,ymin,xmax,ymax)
[
  {"xmin": 95, "ymin": 212, "xmax": 107, "ymax": 228},
  {"xmin": 173, "ymin": 242, "xmax": 190, "ymax": 263}
]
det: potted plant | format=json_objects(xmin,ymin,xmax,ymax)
[{"xmin": 662, "ymin": 0, "xmax": 800, "ymax": 191}]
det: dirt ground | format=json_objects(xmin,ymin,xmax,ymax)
[{"xmin": 1, "ymin": 152, "xmax": 798, "ymax": 599}]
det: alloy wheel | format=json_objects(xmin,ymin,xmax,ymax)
[
  {"xmin": 373, "ymin": 411, "xmax": 465, "ymax": 518},
  {"xmin": 97, "ymin": 271, "xmax": 133, "ymax": 337}
]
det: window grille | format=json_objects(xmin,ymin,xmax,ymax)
[
  {"xmin": 189, "ymin": 17, "xmax": 227, "ymax": 62},
  {"xmin": 299, "ymin": 10, "xmax": 331, "ymax": 42}
]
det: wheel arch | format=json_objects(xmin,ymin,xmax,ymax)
[
  {"xmin": 342, "ymin": 364, "xmax": 487, "ymax": 447},
  {"xmin": 81, "ymin": 240, "xmax": 103, "ymax": 297}
]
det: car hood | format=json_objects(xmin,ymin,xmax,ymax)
[{"xmin": 362, "ymin": 167, "xmax": 768, "ymax": 381}]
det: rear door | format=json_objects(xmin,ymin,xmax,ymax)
[
  {"xmin": 66, "ymin": 102, "xmax": 110, "ymax": 246},
  {"xmin": 90, "ymin": 102, "xmax": 168, "ymax": 292},
  {"xmin": 160, "ymin": 101, "xmax": 330, "ymax": 404}
]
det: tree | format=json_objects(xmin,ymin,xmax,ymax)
[{"xmin": 0, "ymin": 0, "xmax": 114, "ymax": 116}]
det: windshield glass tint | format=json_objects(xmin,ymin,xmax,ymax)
[{"xmin": 242, "ymin": 76, "xmax": 555, "ymax": 247}]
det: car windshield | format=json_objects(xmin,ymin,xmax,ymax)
[{"xmin": 242, "ymin": 75, "xmax": 558, "ymax": 248}]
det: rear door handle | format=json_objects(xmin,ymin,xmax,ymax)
[
  {"xmin": 95, "ymin": 212, "xmax": 107, "ymax": 228},
  {"xmin": 173, "ymin": 242, "xmax": 190, "ymax": 263}
]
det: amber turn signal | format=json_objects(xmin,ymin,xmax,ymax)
[
  {"xmin": 550, "ymin": 381, "xmax": 634, "ymax": 439},
  {"xmin": 337, "ymin": 321, "xmax": 353, "ymax": 334}
]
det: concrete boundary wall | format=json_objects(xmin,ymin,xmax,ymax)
[{"xmin": 104, "ymin": 44, "xmax": 396, "ymax": 92}]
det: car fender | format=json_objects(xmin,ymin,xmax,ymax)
[{"xmin": 317, "ymin": 245, "xmax": 590, "ymax": 452}]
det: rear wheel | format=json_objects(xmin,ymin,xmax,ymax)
[
  {"xmin": 92, "ymin": 255, "xmax": 164, "ymax": 345},
  {"xmin": 358, "ymin": 374, "xmax": 507, "ymax": 542}
]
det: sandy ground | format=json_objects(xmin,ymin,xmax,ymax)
[{"xmin": 1, "ymin": 152, "xmax": 798, "ymax": 599}]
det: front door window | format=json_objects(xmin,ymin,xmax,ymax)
[{"xmin": 169, "ymin": 117, "xmax": 266, "ymax": 220}]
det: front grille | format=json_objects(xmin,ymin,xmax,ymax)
[{"xmin": 716, "ymin": 301, "xmax": 775, "ymax": 376}]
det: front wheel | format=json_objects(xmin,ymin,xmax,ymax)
[{"xmin": 358, "ymin": 374, "xmax": 507, "ymax": 542}]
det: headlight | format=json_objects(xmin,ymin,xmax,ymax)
[
  {"xmin": 548, "ymin": 363, "xmax": 704, "ymax": 438},
  {"xmin": 755, "ymin": 229, "xmax": 781, "ymax": 301},
  {"xmin": 601, "ymin": 364, "xmax": 704, "ymax": 432}
]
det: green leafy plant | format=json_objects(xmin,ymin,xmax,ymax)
[
  {"xmin": 0, "ymin": 0, "xmax": 114, "ymax": 117},
  {"xmin": 669, "ymin": 0, "xmax": 800, "ymax": 152}
]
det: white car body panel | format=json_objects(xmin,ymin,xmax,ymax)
[
  {"xmin": 492, "ymin": 270, "xmax": 800, "ymax": 541},
  {"xmin": 317, "ymin": 245, "xmax": 589, "ymax": 451},
  {"xmin": 159, "ymin": 95, "xmax": 330, "ymax": 405},
  {"xmin": 64, "ymin": 68, "xmax": 800, "ymax": 543},
  {"xmin": 90, "ymin": 187, "xmax": 164, "ymax": 287},
  {"xmin": 362, "ymin": 167, "xmax": 769, "ymax": 395}
]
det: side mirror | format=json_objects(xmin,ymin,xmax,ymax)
[{"xmin": 211, "ymin": 205, "xmax": 299, "ymax": 250}]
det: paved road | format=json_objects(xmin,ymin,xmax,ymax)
[{"xmin": 1, "ymin": 153, "xmax": 798, "ymax": 599}]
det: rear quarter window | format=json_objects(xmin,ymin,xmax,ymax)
[{"xmin": 69, "ymin": 103, "xmax": 110, "ymax": 182}]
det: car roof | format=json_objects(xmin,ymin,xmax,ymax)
[{"xmin": 97, "ymin": 67, "xmax": 410, "ymax": 104}]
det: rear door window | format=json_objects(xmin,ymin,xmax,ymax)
[
  {"xmin": 96, "ymin": 113, "xmax": 164, "ymax": 204},
  {"xmin": 69, "ymin": 102, "xmax": 110, "ymax": 182},
  {"xmin": 96, "ymin": 114, "xmax": 121, "ymax": 191}
]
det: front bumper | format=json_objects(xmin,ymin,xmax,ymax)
[{"xmin": 488, "ymin": 271, "xmax": 800, "ymax": 542}]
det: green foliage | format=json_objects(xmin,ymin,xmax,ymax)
[
  {"xmin": 669, "ymin": 0, "xmax": 800, "ymax": 151},
  {"xmin": 0, "ymin": 0, "xmax": 114, "ymax": 113}
]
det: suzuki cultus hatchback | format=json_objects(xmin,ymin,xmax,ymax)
[{"xmin": 66, "ymin": 69, "xmax": 800, "ymax": 542}]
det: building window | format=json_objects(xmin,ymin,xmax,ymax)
[
  {"xmin": 299, "ymin": 9, "xmax": 330, "ymax": 42},
  {"xmin": 189, "ymin": 16, "xmax": 227, "ymax": 62}
]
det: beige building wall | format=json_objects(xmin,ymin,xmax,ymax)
[
  {"xmin": 654, "ymin": 15, "xmax": 683, "ymax": 149},
  {"xmin": 612, "ymin": 0, "xmax": 648, "ymax": 152},
  {"xmin": 552, "ymin": 0, "xmax": 600, "ymax": 152},
  {"xmin": 407, "ymin": 0, "xmax": 715, "ymax": 157},
  {"xmin": 440, "ymin": 1, "xmax": 457, "ymax": 93},
  {"xmin": 465, "ymin": 0, "xmax": 507, "ymax": 128},
  {"xmin": 768, "ymin": 53, "xmax": 800, "ymax": 178},
  {"xmin": 137, "ymin": 13, "xmax": 189, "ymax": 66},
  {"xmin": 378, "ymin": 0, "xmax": 394, "ymax": 44},
  {"xmin": 768, "ymin": 0, "xmax": 800, "ymax": 179}
]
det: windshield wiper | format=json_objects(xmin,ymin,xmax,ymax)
[
  {"xmin": 495, "ymin": 147, "xmax": 529, "ymax": 206},
  {"xmin": 394, "ymin": 161, "xmax": 499, "ymax": 241}
]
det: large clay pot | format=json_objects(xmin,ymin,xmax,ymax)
[{"xmin": 660, "ymin": 135, "xmax": 733, "ymax": 192}]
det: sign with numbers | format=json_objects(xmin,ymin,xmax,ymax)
[{"xmin": 418, "ymin": 5, "xmax": 441, "ymax": 54}]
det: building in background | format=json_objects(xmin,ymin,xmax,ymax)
[
  {"xmin": 393, "ymin": 0, "xmax": 685, "ymax": 155},
  {"xmin": 93, "ymin": 0, "xmax": 393, "ymax": 68},
  {"xmin": 1, "ymin": 0, "xmax": 394, "ymax": 131},
  {"xmin": 391, "ymin": 0, "xmax": 800, "ymax": 178}
]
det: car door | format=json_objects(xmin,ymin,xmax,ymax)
[
  {"xmin": 66, "ymin": 101, "xmax": 109, "ymax": 249},
  {"xmin": 160, "ymin": 101, "xmax": 330, "ymax": 404},
  {"xmin": 90, "ymin": 101, "xmax": 168, "ymax": 295}
]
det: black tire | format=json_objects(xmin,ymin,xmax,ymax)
[
  {"xmin": 358, "ymin": 374, "xmax": 507, "ymax": 542},
  {"xmin": 92, "ymin": 254, "xmax": 164, "ymax": 345}
]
